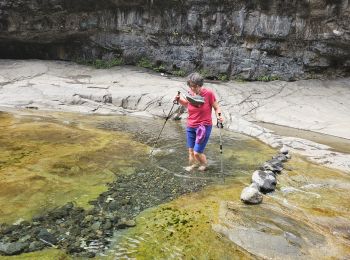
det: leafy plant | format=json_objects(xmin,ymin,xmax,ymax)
[
  {"xmin": 154, "ymin": 64, "xmax": 166, "ymax": 72},
  {"xmin": 198, "ymin": 69, "xmax": 210, "ymax": 78},
  {"xmin": 218, "ymin": 73, "xmax": 229, "ymax": 81},
  {"xmin": 256, "ymin": 75, "xmax": 280, "ymax": 82},
  {"xmin": 172, "ymin": 69, "xmax": 186, "ymax": 77},
  {"xmin": 76, "ymin": 57, "xmax": 124, "ymax": 69},
  {"xmin": 307, "ymin": 71, "xmax": 319, "ymax": 79},
  {"xmin": 232, "ymin": 75, "xmax": 247, "ymax": 82},
  {"xmin": 137, "ymin": 57, "xmax": 153, "ymax": 69},
  {"xmin": 108, "ymin": 58, "xmax": 124, "ymax": 67}
]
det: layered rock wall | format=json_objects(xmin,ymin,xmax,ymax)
[{"xmin": 0, "ymin": 0, "xmax": 349, "ymax": 80}]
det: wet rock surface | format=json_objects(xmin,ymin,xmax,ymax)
[
  {"xmin": 213, "ymin": 200, "xmax": 330, "ymax": 259},
  {"xmin": 0, "ymin": 167, "xmax": 209, "ymax": 257},
  {"xmin": 1, "ymin": 60, "xmax": 349, "ymax": 174}
]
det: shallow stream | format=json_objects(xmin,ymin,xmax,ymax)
[{"xmin": 0, "ymin": 110, "xmax": 349, "ymax": 259}]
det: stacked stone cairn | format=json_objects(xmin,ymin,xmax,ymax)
[{"xmin": 240, "ymin": 147, "xmax": 291, "ymax": 204}]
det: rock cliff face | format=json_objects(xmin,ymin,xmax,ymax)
[{"xmin": 0, "ymin": 0, "xmax": 349, "ymax": 80}]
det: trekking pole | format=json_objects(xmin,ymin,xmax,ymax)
[
  {"xmin": 150, "ymin": 91, "xmax": 180, "ymax": 157},
  {"xmin": 217, "ymin": 113, "xmax": 224, "ymax": 182}
]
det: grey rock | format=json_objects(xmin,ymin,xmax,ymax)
[
  {"xmin": 241, "ymin": 183, "xmax": 263, "ymax": 204},
  {"xmin": 280, "ymin": 146, "xmax": 289, "ymax": 155},
  {"xmin": 108, "ymin": 201, "xmax": 119, "ymax": 211},
  {"xmin": 0, "ymin": 0, "xmax": 348, "ymax": 80},
  {"xmin": 261, "ymin": 162, "xmax": 283, "ymax": 173},
  {"xmin": 117, "ymin": 218, "xmax": 136, "ymax": 229},
  {"xmin": 28, "ymin": 241, "xmax": 45, "ymax": 252},
  {"xmin": 102, "ymin": 219, "xmax": 112, "ymax": 230},
  {"xmin": 0, "ymin": 242, "xmax": 27, "ymax": 255},
  {"xmin": 37, "ymin": 229, "xmax": 57, "ymax": 245},
  {"xmin": 273, "ymin": 153, "xmax": 288, "ymax": 162},
  {"xmin": 252, "ymin": 170, "xmax": 277, "ymax": 193},
  {"xmin": 91, "ymin": 221, "xmax": 101, "ymax": 231}
]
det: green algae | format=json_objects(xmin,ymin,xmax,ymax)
[
  {"xmin": 0, "ymin": 112, "xmax": 148, "ymax": 224},
  {"xmin": 1, "ymin": 110, "xmax": 349, "ymax": 259},
  {"xmin": 108, "ymin": 155, "xmax": 350, "ymax": 259},
  {"xmin": 266, "ymin": 155, "xmax": 350, "ymax": 257},
  {"xmin": 107, "ymin": 181, "xmax": 255, "ymax": 259},
  {"xmin": 278, "ymin": 155, "xmax": 350, "ymax": 216},
  {"xmin": 210, "ymin": 138, "xmax": 276, "ymax": 172}
]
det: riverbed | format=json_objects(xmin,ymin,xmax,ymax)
[
  {"xmin": 1, "ymin": 60, "xmax": 350, "ymax": 259},
  {"xmin": 0, "ymin": 110, "xmax": 349, "ymax": 259}
]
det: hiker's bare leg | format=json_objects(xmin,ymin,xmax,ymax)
[
  {"xmin": 188, "ymin": 148, "xmax": 196, "ymax": 165},
  {"xmin": 185, "ymin": 148, "xmax": 198, "ymax": 171},
  {"xmin": 194, "ymin": 152, "xmax": 207, "ymax": 171}
]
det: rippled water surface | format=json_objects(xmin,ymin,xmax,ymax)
[{"xmin": 0, "ymin": 110, "xmax": 349, "ymax": 259}]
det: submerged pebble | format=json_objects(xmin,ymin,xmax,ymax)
[{"xmin": 0, "ymin": 166, "xmax": 209, "ymax": 257}]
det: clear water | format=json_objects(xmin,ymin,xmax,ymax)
[{"xmin": 0, "ymin": 110, "xmax": 349, "ymax": 259}]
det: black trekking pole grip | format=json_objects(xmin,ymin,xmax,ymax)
[
  {"xmin": 217, "ymin": 112, "xmax": 224, "ymax": 128},
  {"xmin": 174, "ymin": 91, "xmax": 181, "ymax": 104}
]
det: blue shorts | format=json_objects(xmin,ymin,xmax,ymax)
[{"xmin": 186, "ymin": 125, "xmax": 212, "ymax": 153}]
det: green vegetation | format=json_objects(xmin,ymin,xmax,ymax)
[
  {"xmin": 198, "ymin": 68, "xmax": 210, "ymax": 78},
  {"xmin": 137, "ymin": 57, "xmax": 153, "ymax": 69},
  {"xmin": 77, "ymin": 57, "xmax": 124, "ymax": 69},
  {"xmin": 137, "ymin": 57, "xmax": 165, "ymax": 72},
  {"xmin": 153, "ymin": 64, "xmax": 166, "ymax": 72},
  {"xmin": 172, "ymin": 69, "xmax": 186, "ymax": 77},
  {"xmin": 232, "ymin": 75, "xmax": 247, "ymax": 82},
  {"xmin": 136, "ymin": 57, "xmax": 169, "ymax": 74},
  {"xmin": 256, "ymin": 75, "xmax": 280, "ymax": 82},
  {"xmin": 307, "ymin": 71, "xmax": 319, "ymax": 79},
  {"xmin": 217, "ymin": 73, "xmax": 229, "ymax": 81}
]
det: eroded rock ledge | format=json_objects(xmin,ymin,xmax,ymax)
[{"xmin": 0, "ymin": 0, "xmax": 349, "ymax": 80}]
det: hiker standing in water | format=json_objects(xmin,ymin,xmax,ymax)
[{"xmin": 175, "ymin": 72, "xmax": 224, "ymax": 171}]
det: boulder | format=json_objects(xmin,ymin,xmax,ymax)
[
  {"xmin": 261, "ymin": 162, "xmax": 283, "ymax": 174},
  {"xmin": 37, "ymin": 229, "xmax": 58, "ymax": 245},
  {"xmin": 273, "ymin": 153, "xmax": 288, "ymax": 162},
  {"xmin": 252, "ymin": 170, "xmax": 277, "ymax": 193},
  {"xmin": 280, "ymin": 146, "xmax": 289, "ymax": 155},
  {"xmin": 240, "ymin": 183, "xmax": 263, "ymax": 204},
  {"xmin": 0, "ymin": 242, "xmax": 27, "ymax": 255}
]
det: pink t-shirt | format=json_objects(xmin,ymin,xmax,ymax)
[{"xmin": 187, "ymin": 87, "xmax": 216, "ymax": 128}]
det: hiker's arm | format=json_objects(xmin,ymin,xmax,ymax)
[
  {"xmin": 175, "ymin": 94, "xmax": 188, "ymax": 106},
  {"xmin": 213, "ymin": 101, "xmax": 224, "ymax": 122}
]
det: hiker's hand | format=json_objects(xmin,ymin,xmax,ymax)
[
  {"xmin": 174, "ymin": 93, "xmax": 180, "ymax": 104},
  {"xmin": 217, "ymin": 114, "xmax": 224, "ymax": 128},
  {"xmin": 217, "ymin": 114, "xmax": 224, "ymax": 123}
]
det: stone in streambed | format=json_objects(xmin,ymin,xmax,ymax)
[
  {"xmin": 28, "ymin": 241, "xmax": 45, "ymax": 252},
  {"xmin": 117, "ymin": 218, "xmax": 136, "ymax": 229},
  {"xmin": 280, "ymin": 146, "xmax": 289, "ymax": 155},
  {"xmin": 273, "ymin": 153, "xmax": 288, "ymax": 162},
  {"xmin": 240, "ymin": 183, "xmax": 263, "ymax": 204},
  {"xmin": 252, "ymin": 170, "xmax": 276, "ymax": 193},
  {"xmin": 37, "ymin": 228, "xmax": 58, "ymax": 245},
  {"xmin": 0, "ymin": 242, "xmax": 28, "ymax": 255},
  {"xmin": 263, "ymin": 158, "xmax": 284, "ymax": 173}
]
